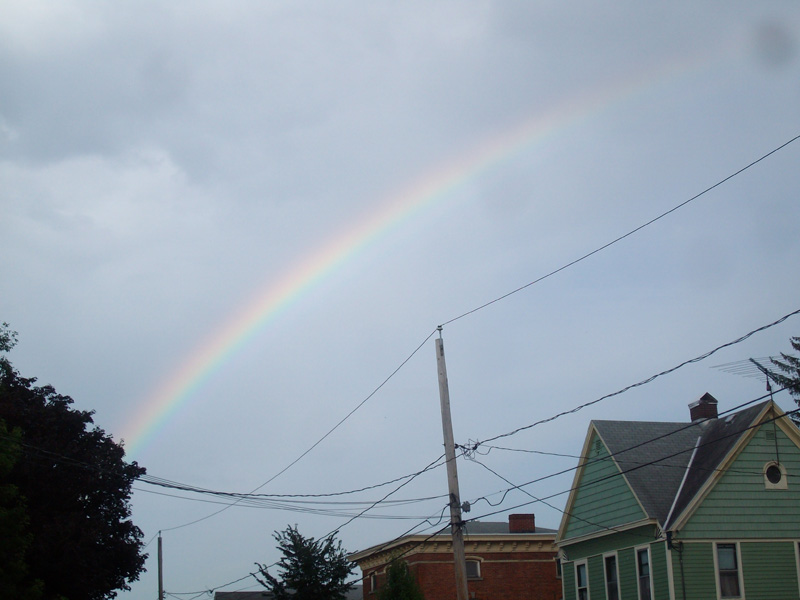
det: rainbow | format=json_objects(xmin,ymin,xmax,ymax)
[{"xmin": 121, "ymin": 47, "xmax": 726, "ymax": 458}]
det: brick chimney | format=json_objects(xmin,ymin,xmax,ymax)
[
  {"xmin": 509, "ymin": 514, "xmax": 536, "ymax": 533},
  {"xmin": 689, "ymin": 392, "xmax": 718, "ymax": 422}
]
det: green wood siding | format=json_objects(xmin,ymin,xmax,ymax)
[
  {"xmin": 560, "ymin": 530, "xmax": 667, "ymax": 600},
  {"xmin": 670, "ymin": 542, "xmax": 718, "ymax": 600},
  {"xmin": 589, "ymin": 555, "xmax": 605, "ymax": 600},
  {"xmin": 564, "ymin": 432, "xmax": 646, "ymax": 540},
  {"xmin": 740, "ymin": 541, "xmax": 800, "ymax": 599},
  {"xmin": 670, "ymin": 540, "xmax": 800, "ymax": 600},
  {"xmin": 651, "ymin": 541, "xmax": 669, "ymax": 600},
  {"xmin": 618, "ymin": 547, "xmax": 637, "ymax": 600},
  {"xmin": 563, "ymin": 561, "xmax": 576, "ymax": 600},
  {"xmin": 681, "ymin": 425, "xmax": 800, "ymax": 538}
]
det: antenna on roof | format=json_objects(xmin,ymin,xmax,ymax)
[
  {"xmin": 711, "ymin": 356, "xmax": 778, "ymax": 383},
  {"xmin": 748, "ymin": 358, "xmax": 775, "ymax": 401}
]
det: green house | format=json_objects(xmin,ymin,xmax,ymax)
[{"xmin": 556, "ymin": 394, "xmax": 800, "ymax": 600}]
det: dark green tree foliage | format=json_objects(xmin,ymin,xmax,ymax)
[
  {"xmin": 255, "ymin": 525, "xmax": 355, "ymax": 600},
  {"xmin": 771, "ymin": 336, "xmax": 800, "ymax": 422},
  {"xmin": 378, "ymin": 560, "xmax": 425, "ymax": 600},
  {"xmin": 0, "ymin": 323, "xmax": 147, "ymax": 600},
  {"xmin": 0, "ymin": 420, "xmax": 43, "ymax": 599}
]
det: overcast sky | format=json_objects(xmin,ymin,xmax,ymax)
[{"xmin": 2, "ymin": 2, "xmax": 800, "ymax": 598}]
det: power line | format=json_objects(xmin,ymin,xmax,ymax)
[
  {"xmin": 468, "ymin": 307, "xmax": 800, "ymax": 449},
  {"xmin": 140, "ymin": 455, "xmax": 449, "ymax": 502},
  {"xmin": 158, "ymin": 133, "xmax": 800, "ymax": 535},
  {"xmin": 440, "ymin": 133, "xmax": 800, "ymax": 327},
  {"xmin": 465, "ymin": 392, "xmax": 774, "ymax": 511},
  {"xmin": 464, "ymin": 396, "xmax": 798, "ymax": 527},
  {"xmin": 161, "ymin": 328, "xmax": 439, "ymax": 533},
  {"xmin": 166, "ymin": 392, "xmax": 792, "ymax": 598}
]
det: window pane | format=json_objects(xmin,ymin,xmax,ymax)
[
  {"xmin": 637, "ymin": 550, "xmax": 651, "ymax": 600},
  {"xmin": 639, "ymin": 576, "xmax": 652, "ymax": 600},
  {"xmin": 576, "ymin": 563, "xmax": 587, "ymax": 587},
  {"xmin": 638, "ymin": 549, "xmax": 650, "ymax": 576},
  {"xmin": 605, "ymin": 556, "xmax": 617, "ymax": 582},
  {"xmin": 466, "ymin": 560, "xmax": 480, "ymax": 579},
  {"xmin": 718, "ymin": 546, "xmax": 737, "ymax": 571},
  {"xmin": 717, "ymin": 544, "xmax": 740, "ymax": 598},
  {"xmin": 606, "ymin": 555, "xmax": 619, "ymax": 600},
  {"xmin": 720, "ymin": 573, "xmax": 740, "ymax": 597}
]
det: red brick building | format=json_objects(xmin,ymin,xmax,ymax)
[{"xmin": 349, "ymin": 514, "xmax": 561, "ymax": 600}]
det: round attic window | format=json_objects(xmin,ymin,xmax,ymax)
[
  {"xmin": 764, "ymin": 461, "xmax": 787, "ymax": 490},
  {"xmin": 766, "ymin": 464, "xmax": 782, "ymax": 484}
]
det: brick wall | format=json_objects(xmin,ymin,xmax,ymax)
[{"xmin": 365, "ymin": 550, "xmax": 561, "ymax": 600}]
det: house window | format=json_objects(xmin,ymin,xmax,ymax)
[
  {"xmin": 604, "ymin": 554, "xmax": 619, "ymax": 600},
  {"xmin": 576, "ymin": 561, "xmax": 589, "ymax": 600},
  {"xmin": 555, "ymin": 557, "xmax": 562, "ymax": 579},
  {"xmin": 637, "ymin": 547, "xmax": 652, "ymax": 600},
  {"xmin": 716, "ymin": 543, "xmax": 741, "ymax": 598},
  {"xmin": 466, "ymin": 559, "xmax": 481, "ymax": 579},
  {"xmin": 369, "ymin": 571, "xmax": 377, "ymax": 593},
  {"xmin": 764, "ymin": 461, "xmax": 788, "ymax": 490}
]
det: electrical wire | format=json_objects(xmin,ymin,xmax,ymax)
[
  {"xmin": 467, "ymin": 307, "xmax": 800, "ymax": 449},
  {"xmin": 464, "ymin": 397, "xmax": 799, "ymax": 528},
  {"xmin": 165, "ymin": 392, "xmax": 793, "ymax": 597},
  {"xmin": 160, "ymin": 328, "xmax": 439, "ymax": 533},
  {"xmin": 157, "ymin": 134, "xmax": 800, "ymax": 536},
  {"xmin": 465, "ymin": 392, "xmax": 775, "ymax": 510},
  {"xmin": 440, "ymin": 133, "xmax": 800, "ymax": 327}
]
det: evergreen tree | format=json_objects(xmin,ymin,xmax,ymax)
[
  {"xmin": 770, "ymin": 336, "xmax": 800, "ymax": 422},
  {"xmin": 379, "ymin": 560, "xmax": 425, "ymax": 600},
  {"xmin": 255, "ymin": 525, "xmax": 355, "ymax": 600}
]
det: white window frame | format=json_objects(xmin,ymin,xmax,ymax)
[
  {"xmin": 635, "ymin": 545, "xmax": 653, "ymax": 600},
  {"xmin": 603, "ymin": 552, "xmax": 620, "ymax": 600},
  {"xmin": 575, "ymin": 560, "xmax": 590, "ymax": 600},
  {"xmin": 713, "ymin": 541, "xmax": 744, "ymax": 600},
  {"xmin": 795, "ymin": 541, "xmax": 800, "ymax": 599}
]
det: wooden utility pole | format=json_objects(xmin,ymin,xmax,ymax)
[
  {"xmin": 158, "ymin": 531, "xmax": 164, "ymax": 600},
  {"xmin": 435, "ymin": 327, "xmax": 469, "ymax": 600}
]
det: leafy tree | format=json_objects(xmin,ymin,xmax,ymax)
[
  {"xmin": 0, "ymin": 324, "xmax": 147, "ymax": 600},
  {"xmin": 0, "ymin": 322, "xmax": 17, "ymax": 354},
  {"xmin": 0, "ymin": 420, "xmax": 43, "ymax": 599},
  {"xmin": 770, "ymin": 336, "xmax": 800, "ymax": 422},
  {"xmin": 255, "ymin": 525, "xmax": 355, "ymax": 600},
  {"xmin": 378, "ymin": 560, "xmax": 425, "ymax": 600}
]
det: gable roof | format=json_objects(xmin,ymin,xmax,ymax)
[
  {"xmin": 593, "ymin": 419, "xmax": 702, "ymax": 524},
  {"xmin": 664, "ymin": 400, "xmax": 774, "ymax": 529},
  {"xmin": 559, "ymin": 397, "xmax": 785, "ymax": 542}
]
